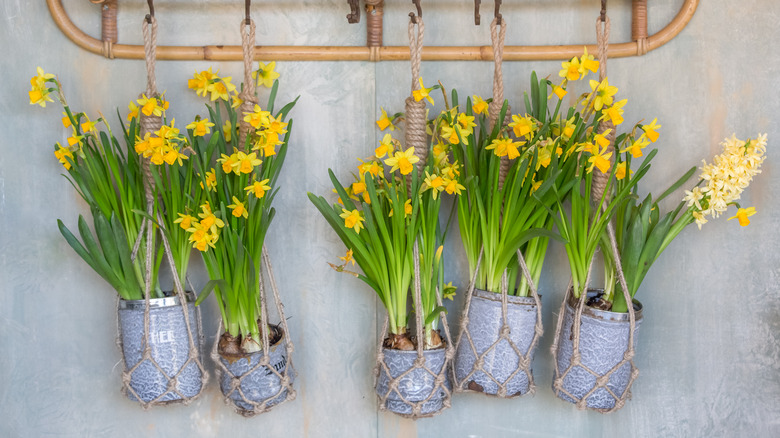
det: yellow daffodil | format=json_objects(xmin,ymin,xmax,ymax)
[
  {"xmin": 509, "ymin": 114, "xmax": 536, "ymax": 138},
  {"xmin": 54, "ymin": 143, "xmax": 74, "ymax": 170},
  {"xmin": 197, "ymin": 202, "xmax": 225, "ymax": 233},
  {"xmin": 244, "ymin": 104, "xmax": 271, "ymax": 129},
  {"xmin": 253, "ymin": 61, "xmax": 280, "ymax": 88},
  {"xmin": 157, "ymin": 119, "xmax": 181, "ymax": 140},
  {"xmin": 223, "ymin": 120, "xmax": 234, "ymax": 142},
  {"xmin": 423, "ymin": 171, "xmax": 446, "ymax": 200},
  {"xmin": 339, "ymin": 249, "xmax": 356, "ymax": 266},
  {"xmin": 208, "ymin": 77, "xmax": 237, "ymax": 101},
  {"xmin": 236, "ymin": 151, "xmax": 262, "ymax": 174},
  {"xmin": 266, "ymin": 114, "xmax": 289, "ymax": 137},
  {"xmin": 599, "ymin": 99, "xmax": 627, "ymax": 126},
  {"xmin": 530, "ymin": 179, "xmax": 543, "ymax": 194},
  {"xmin": 60, "ymin": 114, "xmax": 72, "ymax": 128},
  {"xmin": 615, "ymin": 162, "xmax": 629, "ymax": 180},
  {"xmin": 404, "ymin": 199, "xmax": 412, "ymax": 217},
  {"xmin": 162, "ymin": 146, "xmax": 188, "ymax": 166},
  {"xmin": 443, "ymin": 177, "xmax": 465, "ymax": 195},
  {"xmin": 186, "ymin": 118, "xmax": 215, "ymax": 137},
  {"xmin": 579, "ymin": 47, "xmax": 600, "ymax": 76},
  {"xmin": 472, "ymin": 95, "xmax": 489, "ymax": 115},
  {"xmin": 440, "ymin": 125, "xmax": 462, "ymax": 145},
  {"xmin": 620, "ymin": 135, "xmax": 650, "ymax": 158},
  {"xmin": 67, "ymin": 134, "xmax": 83, "ymax": 147},
  {"xmin": 137, "ymin": 94, "xmax": 164, "ymax": 117},
  {"xmin": 188, "ymin": 68, "xmax": 217, "ymax": 97},
  {"xmin": 562, "ymin": 118, "xmax": 577, "ymax": 139},
  {"xmin": 29, "ymin": 88, "xmax": 54, "ymax": 107},
  {"xmin": 376, "ymin": 107, "xmax": 395, "ymax": 131},
  {"xmin": 351, "ymin": 178, "xmax": 370, "ymax": 204},
  {"xmin": 384, "ymin": 147, "xmax": 420, "ymax": 175},
  {"xmin": 559, "ymin": 56, "xmax": 582, "ymax": 81},
  {"xmin": 375, "ymin": 133, "xmax": 395, "ymax": 159},
  {"xmin": 457, "ymin": 113, "xmax": 477, "ymax": 136},
  {"xmin": 174, "ymin": 213, "xmax": 196, "ymax": 230},
  {"xmin": 29, "ymin": 67, "xmax": 55, "ymax": 107},
  {"xmin": 228, "ymin": 196, "xmax": 249, "ymax": 219},
  {"xmin": 340, "ymin": 208, "xmax": 365, "ymax": 234},
  {"xmin": 728, "ymin": 207, "xmax": 757, "ymax": 226},
  {"xmin": 594, "ymin": 129, "xmax": 612, "ymax": 149},
  {"xmin": 552, "ymin": 84, "xmax": 567, "ymax": 99},
  {"xmin": 412, "ymin": 78, "xmax": 434, "ymax": 105},
  {"xmin": 127, "ymin": 101, "xmax": 139, "ymax": 121},
  {"xmin": 588, "ymin": 144, "xmax": 613, "ymax": 174},
  {"xmin": 642, "ymin": 118, "xmax": 661, "ymax": 142},
  {"xmin": 486, "ymin": 137, "xmax": 522, "ymax": 159},
  {"xmin": 218, "ymin": 153, "xmax": 239, "ymax": 174},
  {"xmin": 202, "ymin": 169, "xmax": 217, "ymax": 191},
  {"xmin": 245, "ymin": 178, "xmax": 272, "ymax": 198},
  {"xmin": 442, "ymin": 161, "xmax": 461, "ymax": 179},
  {"xmin": 588, "ymin": 78, "xmax": 618, "ymax": 111}
]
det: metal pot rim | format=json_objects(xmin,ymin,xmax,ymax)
[
  {"xmin": 474, "ymin": 288, "xmax": 540, "ymax": 306},
  {"xmin": 381, "ymin": 344, "xmax": 448, "ymax": 356},
  {"xmin": 119, "ymin": 291, "xmax": 195, "ymax": 310},
  {"xmin": 566, "ymin": 288, "xmax": 643, "ymax": 322}
]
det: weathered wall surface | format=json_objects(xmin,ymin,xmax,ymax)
[{"xmin": 1, "ymin": 1, "xmax": 778, "ymax": 437}]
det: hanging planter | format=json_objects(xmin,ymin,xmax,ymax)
[
  {"xmin": 454, "ymin": 287, "xmax": 540, "ymax": 396},
  {"xmin": 552, "ymin": 290, "xmax": 642, "ymax": 410},
  {"xmin": 375, "ymin": 343, "xmax": 449, "ymax": 416},
  {"xmin": 309, "ymin": 8, "xmax": 457, "ymax": 419},
  {"xmin": 217, "ymin": 323, "xmax": 291, "ymax": 414},
  {"xmin": 118, "ymin": 292, "xmax": 203, "ymax": 403}
]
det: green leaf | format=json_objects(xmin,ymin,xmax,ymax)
[
  {"xmin": 195, "ymin": 279, "xmax": 229, "ymax": 306},
  {"xmin": 425, "ymin": 305, "xmax": 448, "ymax": 325}
]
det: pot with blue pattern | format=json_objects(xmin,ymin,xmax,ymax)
[
  {"xmin": 218, "ymin": 327, "xmax": 290, "ymax": 415},
  {"xmin": 553, "ymin": 289, "xmax": 643, "ymax": 410},
  {"xmin": 455, "ymin": 288, "xmax": 539, "ymax": 396},
  {"xmin": 375, "ymin": 344, "xmax": 450, "ymax": 416},
  {"xmin": 118, "ymin": 291, "xmax": 203, "ymax": 404}
]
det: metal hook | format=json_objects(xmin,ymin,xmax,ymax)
[
  {"xmin": 494, "ymin": 0, "xmax": 502, "ymax": 26},
  {"xmin": 474, "ymin": 0, "xmax": 481, "ymax": 25},
  {"xmin": 409, "ymin": 0, "xmax": 422, "ymax": 24},
  {"xmin": 600, "ymin": 0, "xmax": 607, "ymax": 23},
  {"xmin": 145, "ymin": 0, "xmax": 154, "ymax": 23},
  {"xmin": 347, "ymin": 0, "xmax": 360, "ymax": 24},
  {"xmin": 245, "ymin": 0, "xmax": 251, "ymax": 25}
]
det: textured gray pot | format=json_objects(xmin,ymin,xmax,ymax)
[
  {"xmin": 118, "ymin": 292, "xmax": 203, "ymax": 403},
  {"xmin": 375, "ymin": 345, "xmax": 450, "ymax": 416},
  {"xmin": 219, "ymin": 330, "xmax": 290, "ymax": 413},
  {"xmin": 554, "ymin": 290, "xmax": 643, "ymax": 410},
  {"xmin": 455, "ymin": 288, "xmax": 539, "ymax": 396}
]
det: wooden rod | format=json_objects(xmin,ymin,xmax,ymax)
[{"xmin": 48, "ymin": 0, "xmax": 699, "ymax": 62}]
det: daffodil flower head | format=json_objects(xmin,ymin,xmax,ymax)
[
  {"xmin": 253, "ymin": 61, "xmax": 280, "ymax": 88},
  {"xmin": 376, "ymin": 108, "xmax": 396, "ymax": 131},
  {"xmin": 208, "ymin": 76, "xmax": 237, "ymax": 101},
  {"xmin": 509, "ymin": 114, "xmax": 537, "ymax": 139},
  {"xmin": 29, "ymin": 67, "xmax": 56, "ymax": 107},
  {"xmin": 579, "ymin": 47, "xmax": 600, "ymax": 76},
  {"xmin": 472, "ymin": 95, "xmax": 489, "ymax": 115},
  {"xmin": 186, "ymin": 118, "xmax": 215, "ymax": 137},
  {"xmin": 587, "ymin": 144, "xmax": 613, "ymax": 174},
  {"xmin": 188, "ymin": 68, "xmax": 218, "ymax": 97},
  {"xmin": 620, "ymin": 135, "xmax": 650, "ymax": 159},
  {"xmin": 728, "ymin": 207, "xmax": 757, "ymax": 227},
  {"xmin": 228, "ymin": 196, "xmax": 249, "ymax": 219},
  {"xmin": 412, "ymin": 78, "xmax": 434, "ymax": 105},
  {"xmin": 339, "ymin": 249, "xmax": 356, "ymax": 266},
  {"xmin": 245, "ymin": 178, "xmax": 272, "ymax": 198},
  {"xmin": 587, "ymin": 78, "xmax": 618, "ymax": 111},
  {"xmin": 339, "ymin": 208, "xmax": 365, "ymax": 234},
  {"xmin": 54, "ymin": 143, "xmax": 74, "ymax": 170},
  {"xmin": 384, "ymin": 147, "xmax": 420, "ymax": 176},
  {"xmin": 137, "ymin": 94, "xmax": 165, "ymax": 117},
  {"xmin": 422, "ymin": 171, "xmax": 446, "ymax": 200},
  {"xmin": 559, "ymin": 56, "xmax": 582, "ymax": 81},
  {"xmin": 641, "ymin": 118, "xmax": 661, "ymax": 143},
  {"xmin": 174, "ymin": 213, "xmax": 196, "ymax": 230},
  {"xmin": 375, "ymin": 133, "xmax": 395, "ymax": 159}
]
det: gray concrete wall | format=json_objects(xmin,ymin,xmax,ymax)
[{"xmin": 1, "ymin": 1, "xmax": 778, "ymax": 436}]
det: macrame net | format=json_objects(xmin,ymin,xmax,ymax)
[
  {"xmin": 118, "ymin": 15, "xmax": 208, "ymax": 408},
  {"xmin": 453, "ymin": 247, "xmax": 543, "ymax": 397},
  {"xmin": 211, "ymin": 246, "xmax": 297, "ymax": 417},
  {"xmin": 550, "ymin": 6, "xmax": 640, "ymax": 413},
  {"xmin": 373, "ymin": 15, "xmax": 454, "ymax": 419},
  {"xmin": 210, "ymin": 18, "xmax": 296, "ymax": 417}
]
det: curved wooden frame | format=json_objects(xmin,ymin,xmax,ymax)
[{"xmin": 47, "ymin": 0, "xmax": 698, "ymax": 61}]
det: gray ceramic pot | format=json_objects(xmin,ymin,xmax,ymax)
[
  {"xmin": 375, "ymin": 345, "xmax": 450, "ymax": 416},
  {"xmin": 455, "ymin": 288, "xmax": 539, "ymax": 396},
  {"xmin": 118, "ymin": 292, "xmax": 203, "ymax": 403},
  {"xmin": 554, "ymin": 290, "xmax": 643, "ymax": 410},
  {"xmin": 219, "ymin": 330, "xmax": 290, "ymax": 413}
]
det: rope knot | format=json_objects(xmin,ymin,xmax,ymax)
[
  {"xmin": 552, "ymin": 378, "xmax": 563, "ymax": 391},
  {"xmin": 414, "ymin": 357, "xmax": 426, "ymax": 368},
  {"xmin": 474, "ymin": 358, "xmax": 485, "ymax": 370},
  {"xmin": 500, "ymin": 325, "xmax": 511, "ymax": 338},
  {"xmin": 167, "ymin": 379, "xmax": 178, "ymax": 391},
  {"xmin": 623, "ymin": 350, "xmax": 635, "ymax": 361},
  {"xmin": 258, "ymin": 356, "xmax": 270, "ymax": 367},
  {"xmin": 596, "ymin": 375, "xmax": 610, "ymax": 388},
  {"xmin": 497, "ymin": 387, "xmax": 507, "ymax": 397},
  {"xmin": 230, "ymin": 376, "xmax": 242, "ymax": 391},
  {"xmin": 576, "ymin": 399, "xmax": 588, "ymax": 410},
  {"xmin": 571, "ymin": 352, "xmax": 582, "ymax": 364}
]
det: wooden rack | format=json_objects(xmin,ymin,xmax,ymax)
[{"xmin": 48, "ymin": 0, "xmax": 698, "ymax": 61}]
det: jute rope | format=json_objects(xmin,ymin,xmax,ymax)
[
  {"xmin": 452, "ymin": 246, "xmax": 544, "ymax": 397},
  {"xmin": 549, "ymin": 5, "xmax": 639, "ymax": 413},
  {"xmin": 488, "ymin": 17, "xmax": 512, "ymax": 190},
  {"xmin": 237, "ymin": 19, "xmax": 259, "ymax": 152},
  {"xmin": 405, "ymin": 17, "xmax": 427, "ymax": 172},
  {"xmin": 211, "ymin": 245, "xmax": 297, "ymax": 417},
  {"xmin": 373, "ymin": 13, "xmax": 453, "ymax": 418},
  {"xmin": 373, "ymin": 242, "xmax": 454, "ymax": 419},
  {"xmin": 119, "ymin": 15, "xmax": 207, "ymax": 408}
]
